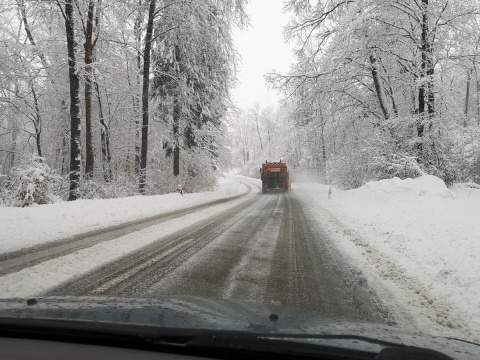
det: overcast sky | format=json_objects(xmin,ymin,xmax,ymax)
[{"xmin": 231, "ymin": 0, "xmax": 295, "ymax": 110}]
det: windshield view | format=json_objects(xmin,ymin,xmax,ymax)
[{"xmin": 1, "ymin": 0, "xmax": 480, "ymax": 359}]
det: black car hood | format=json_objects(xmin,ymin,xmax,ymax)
[{"xmin": 0, "ymin": 296, "xmax": 477, "ymax": 358}]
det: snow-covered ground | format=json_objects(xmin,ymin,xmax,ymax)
[
  {"xmin": 0, "ymin": 177, "xmax": 248, "ymax": 253},
  {"xmin": 1, "ymin": 173, "xmax": 479, "ymax": 342},
  {"xmin": 294, "ymin": 176, "xmax": 480, "ymax": 342}
]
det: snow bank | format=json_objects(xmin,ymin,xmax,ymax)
[
  {"xmin": 360, "ymin": 175, "xmax": 455, "ymax": 199},
  {"xmin": 0, "ymin": 177, "xmax": 247, "ymax": 253},
  {"xmin": 295, "ymin": 176, "xmax": 480, "ymax": 342}
]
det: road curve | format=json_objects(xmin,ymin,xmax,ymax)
[{"xmin": 46, "ymin": 186, "xmax": 394, "ymax": 325}]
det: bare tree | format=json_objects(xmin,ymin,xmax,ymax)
[
  {"xmin": 58, "ymin": 0, "xmax": 82, "ymax": 200},
  {"xmin": 82, "ymin": 0, "xmax": 101, "ymax": 179},
  {"xmin": 139, "ymin": 0, "xmax": 156, "ymax": 194},
  {"xmin": 250, "ymin": 102, "xmax": 263, "ymax": 152}
]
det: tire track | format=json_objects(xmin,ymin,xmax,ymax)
[
  {"xmin": 46, "ymin": 184, "xmax": 394, "ymax": 328},
  {"xmin": 265, "ymin": 194, "xmax": 392, "ymax": 324},
  {"xmin": 45, "ymin": 194, "xmax": 261, "ymax": 296},
  {"xmin": 141, "ymin": 194, "xmax": 282, "ymax": 300},
  {"xmin": 0, "ymin": 183, "xmax": 251, "ymax": 277}
]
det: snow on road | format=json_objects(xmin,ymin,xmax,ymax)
[
  {"xmin": 0, "ymin": 193, "xmax": 254, "ymax": 298},
  {"xmin": 0, "ymin": 177, "xmax": 247, "ymax": 253},
  {"xmin": 294, "ymin": 176, "xmax": 480, "ymax": 342},
  {"xmin": 0, "ymin": 177, "xmax": 252, "ymax": 297},
  {"xmin": 1, "ymin": 172, "xmax": 479, "ymax": 342}
]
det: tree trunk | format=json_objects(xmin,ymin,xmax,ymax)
[
  {"xmin": 321, "ymin": 124, "xmax": 326, "ymax": 163},
  {"xmin": 84, "ymin": 0, "xmax": 95, "ymax": 179},
  {"xmin": 369, "ymin": 52, "xmax": 390, "ymax": 120},
  {"xmin": 93, "ymin": 0, "xmax": 110, "ymax": 181},
  {"xmin": 94, "ymin": 76, "xmax": 112, "ymax": 182},
  {"xmin": 173, "ymin": 92, "xmax": 180, "ymax": 177},
  {"xmin": 64, "ymin": 0, "xmax": 82, "ymax": 201},
  {"xmin": 380, "ymin": 61, "xmax": 398, "ymax": 117},
  {"xmin": 424, "ymin": 1, "xmax": 434, "ymax": 117},
  {"xmin": 9, "ymin": 118, "xmax": 17, "ymax": 170},
  {"xmin": 134, "ymin": 0, "xmax": 143, "ymax": 177},
  {"xmin": 139, "ymin": 0, "xmax": 156, "ymax": 193},
  {"xmin": 18, "ymin": 0, "xmax": 48, "ymax": 159},
  {"xmin": 417, "ymin": 0, "xmax": 434, "ymax": 148},
  {"xmin": 464, "ymin": 69, "xmax": 471, "ymax": 127},
  {"xmin": 30, "ymin": 81, "xmax": 42, "ymax": 158},
  {"xmin": 17, "ymin": 0, "xmax": 50, "ymax": 73},
  {"xmin": 252, "ymin": 104, "xmax": 263, "ymax": 151},
  {"xmin": 62, "ymin": 135, "xmax": 68, "ymax": 176},
  {"xmin": 476, "ymin": 67, "xmax": 480, "ymax": 125}
]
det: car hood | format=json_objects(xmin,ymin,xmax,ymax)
[{"xmin": 0, "ymin": 296, "xmax": 477, "ymax": 358}]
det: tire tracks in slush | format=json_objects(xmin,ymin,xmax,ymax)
[
  {"xmin": 45, "ymin": 192, "xmax": 262, "ymax": 296},
  {"xmin": 47, "ymin": 188, "xmax": 395, "ymax": 327},
  {"xmin": 0, "ymin": 185, "xmax": 251, "ymax": 277},
  {"xmin": 140, "ymin": 194, "xmax": 283, "ymax": 301},
  {"xmin": 264, "ymin": 194, "xmax": 393, "ymax": 324}
]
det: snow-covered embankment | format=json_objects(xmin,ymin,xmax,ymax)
[{"xmin": 295, "ymin": 175, "xmax": 480, "ymax": 342}]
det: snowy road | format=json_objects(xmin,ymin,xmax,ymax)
[
  {"xmin": 0, "ymin": 190, "xmax": 249, "ymax": 278},
  {"xmin": 45, "ymin": 182, "xmax": 392, "ymax": 325},
  {"xmin": 1, "ymin": 175, "xmax": 478, "ymax": 342}
]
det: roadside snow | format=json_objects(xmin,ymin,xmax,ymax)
[
  {"xmin": 0, "ymin": 177, "xmax": 247, "ymax": 253},
  {"xmin": 294, "ymin": 176, "xmax": 480, "ymax": 342}
]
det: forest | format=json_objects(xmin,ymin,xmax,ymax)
[
  {"xmin": 0, "ymin": 0, "xmax": 247, "ymax": 205},
  {"xmin": 2, "ymin": 0, "xmax": 480, "ymax": 206},
  {"xmin": 233, "ymin": 0, "xmax": 480, "ymax": 189}
]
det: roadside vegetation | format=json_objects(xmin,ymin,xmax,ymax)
[
  {"xmin": 230, "ymin": 0, "xmax": 480, "ymax": 189},
  {"xmin": 0, "ymin": 0, "xmax": 247, "ymax": 205}
]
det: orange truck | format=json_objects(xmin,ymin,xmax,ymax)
[{"xmin": 260, "ymin": 160, "xmax": 291, "ymax": 193}]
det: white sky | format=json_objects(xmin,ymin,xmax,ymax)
[{"xmin": 231, "ymin": 0, "xmax": 295, "ymax": 110}]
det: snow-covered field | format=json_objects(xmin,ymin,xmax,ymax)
[{"xmin": 294, "ymin": 176, "xmax": 480, "ymax": 342}]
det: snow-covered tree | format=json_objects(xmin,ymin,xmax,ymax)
[
  {"xmin": 0, "ymin": 0, "xmax": 247, "ymax": 203},
  {"xmin": 267, "ymin": 0, "xmax": 480, "ymax": 187},
  {"xmin": 152, "ymin": 0, "xmax": 247, "ymax": 179}
]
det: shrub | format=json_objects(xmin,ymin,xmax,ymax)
[{"xmin": 2, "ymin": 155, "xmax": 62, "ymax": 207}]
